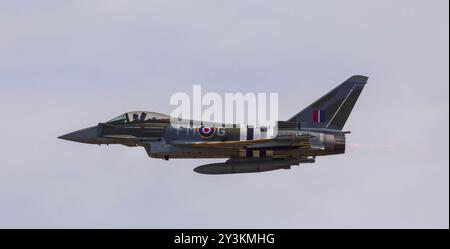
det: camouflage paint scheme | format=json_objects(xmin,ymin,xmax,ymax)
[{"xmin": 59, "ymin": 75, "xmax": 368, "ymax": 174}]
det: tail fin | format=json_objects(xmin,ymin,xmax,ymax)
[{"xmin": 287, "ymin": 75, "xmax": 368, "ymax": 130}]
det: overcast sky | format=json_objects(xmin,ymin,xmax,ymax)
[{"xmin": 0, "ymin": 0, "xmax": 448, "ymax": 228}]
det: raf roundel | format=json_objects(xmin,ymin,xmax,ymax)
[{"xmin": 197, "ymin": 126, "xmax": 216, "ymax": 139}]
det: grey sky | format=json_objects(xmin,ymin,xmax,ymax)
[{"xmin": 0, "ymin": 0, "xmax": 448, "ymax": 228}]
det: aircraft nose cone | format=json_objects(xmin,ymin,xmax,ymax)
[{"xmin": 58, "ymin": 126, "xmax": 99, "ymax": 144}]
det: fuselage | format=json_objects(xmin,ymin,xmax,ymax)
[
  {"xmin": 58, "ymin": 75, "xmax": 368, "ymax": 174},
  {"xmin": 59, "ymin": 111, "xmax": 346, "ymax": 161}
]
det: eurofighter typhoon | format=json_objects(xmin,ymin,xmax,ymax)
[{"xmin": 59, "ymin": 75, "xmax": 368, "ymax": 174}]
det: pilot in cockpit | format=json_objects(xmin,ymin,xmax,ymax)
[{"xmin": 132, "ymin": 113, "xmax": 140, "ymax": 122}]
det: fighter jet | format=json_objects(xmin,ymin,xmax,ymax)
[{"xmin": 59, "ymin": 75, "xmax": 368, "ymax": 174}]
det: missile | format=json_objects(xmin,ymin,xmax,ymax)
[{"xmin": 193, "ymin": 159, "xmax": 303, "ymax": 175}]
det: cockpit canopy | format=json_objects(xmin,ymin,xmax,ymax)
[{"xmin": 107, "ymin": 111, "xmax": 170, "ymax": 124}]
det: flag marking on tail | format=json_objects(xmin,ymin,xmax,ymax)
[{"xmin": 313, "ymin": 110, "xmax": 326, "ymax": 123}]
